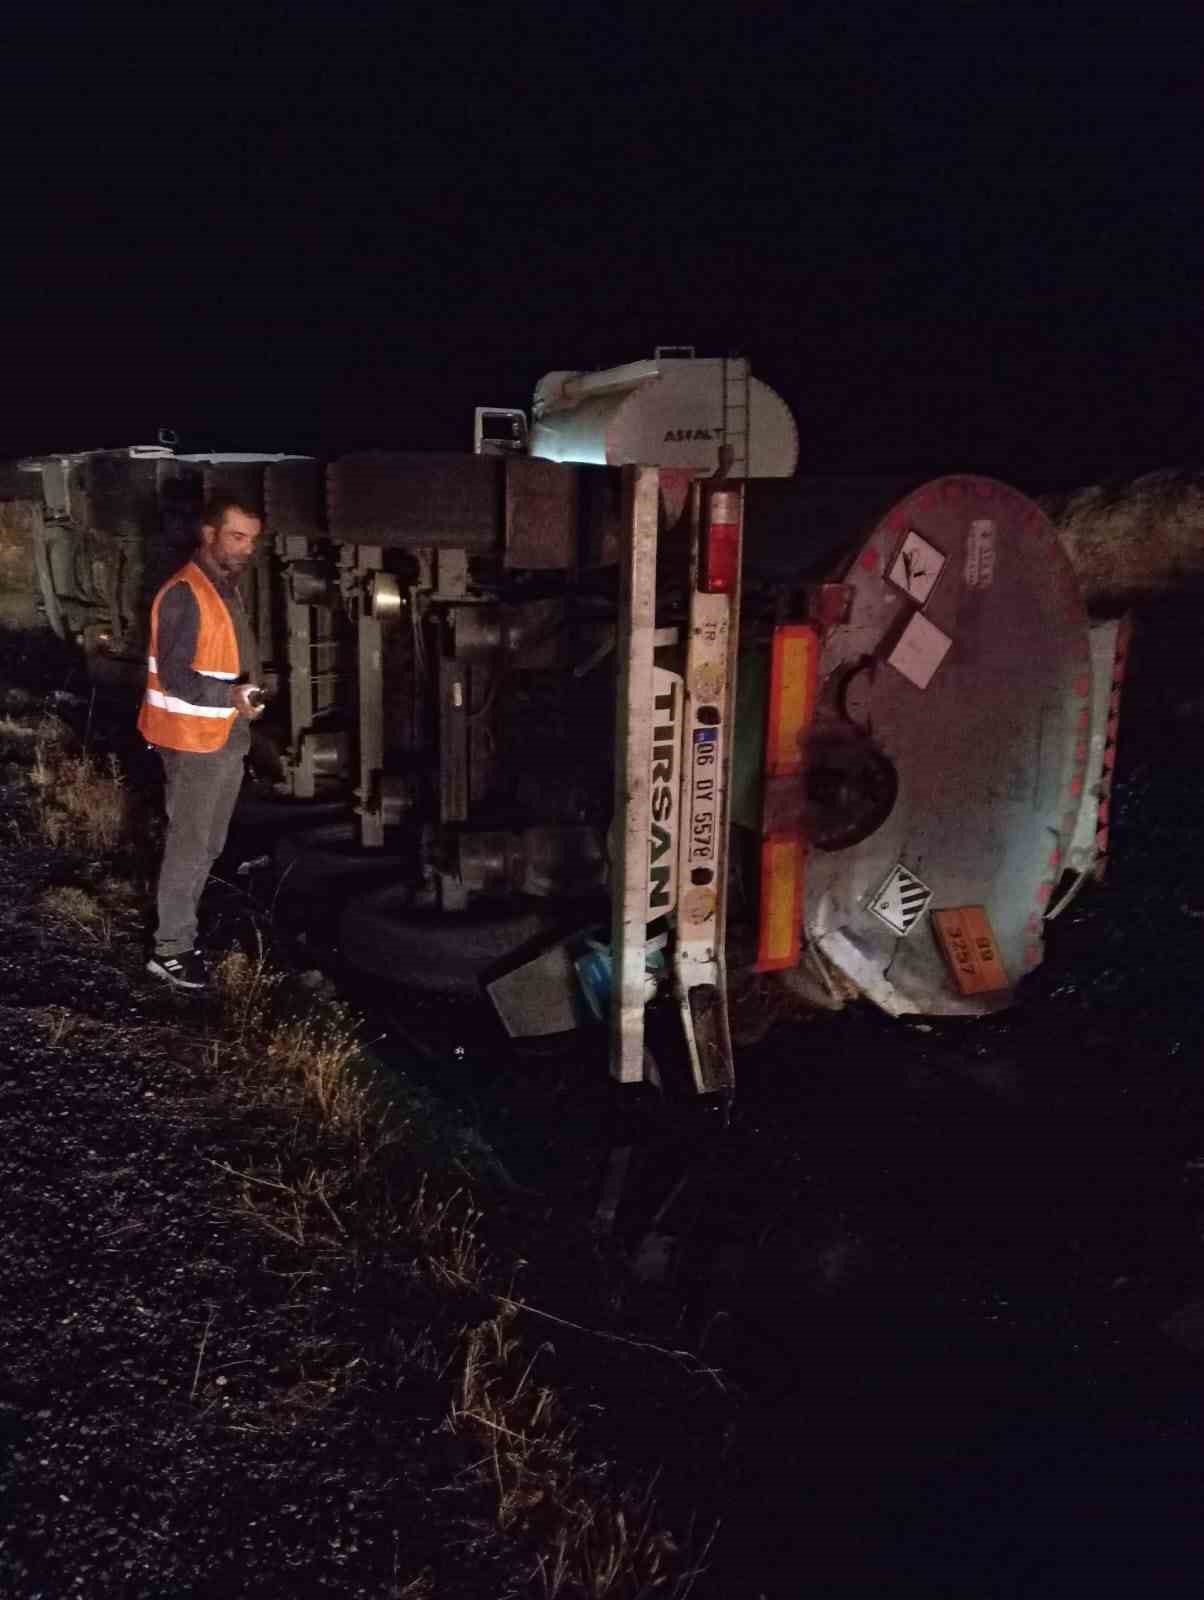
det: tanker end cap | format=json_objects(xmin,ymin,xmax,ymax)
[
  {"xmin": 746, "ymin": 379, "xmax": 800, "ymax": 478},
  {"xmin": 532, "ymin": 371, "xmax": 581, "ymax": 418},
  {"xmin": 528, "ymin": 360, "xmax": 800, "ymax": 478}
]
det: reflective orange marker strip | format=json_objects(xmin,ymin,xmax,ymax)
[
  {"xmin": 764, "ymin": 625, "xmax": 817, "ymax": 775},
  {"xmin": 757, "ymin": 834, "xmax": 807, "ymax": 970},
  {"xmin": 755, "ymin": 625, "xmax": 819, "ymax": 973}
]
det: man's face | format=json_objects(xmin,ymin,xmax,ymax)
[{"xmin": 201, "ymin": 508, "xmax": 263, "ymax": 580}]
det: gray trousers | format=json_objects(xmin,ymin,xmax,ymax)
[{"xmin": 154, "ymin": 743, "xmax": 247, "ymax": 957}]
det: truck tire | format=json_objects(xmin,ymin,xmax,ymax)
[
  {"xmin": 273, "ymin": 821, "xmax": 409, "ymax": 903},
  {"xmin": 338, "ymin": 881, "xmax": 565, "ymax": 996}
]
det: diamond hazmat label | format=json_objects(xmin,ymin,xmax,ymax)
[
  {"xmin": 888, "ymin": 529, "xmax": 946, "ymax": 606},
  {"xmin": 869, "ymin": 863, "xmax": 933, "ymax": 936}
]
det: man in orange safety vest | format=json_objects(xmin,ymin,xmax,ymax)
[{"xmin": 138, "ymin": 495, "xmax": 265, "ymax": 989}]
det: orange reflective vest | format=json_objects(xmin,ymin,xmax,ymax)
[{"xmin": 137, "ymin": 561, "xmax": 240, "ymax": 752}]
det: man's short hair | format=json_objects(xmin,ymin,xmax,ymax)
[{"xmin": 200, "ymin": 493, "xmax": 262, "ymax": 534}]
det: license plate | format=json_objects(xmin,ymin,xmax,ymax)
[{"xmin": 689, "ymin": 728, "xmax": 718, "ymax": 860}]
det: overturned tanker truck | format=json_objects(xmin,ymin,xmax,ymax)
[{"xmin": 13, "ymin": 349, "xmax": 1127, "ymax": 1104}]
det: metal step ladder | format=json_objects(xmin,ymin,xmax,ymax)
[{"xmin": 721, "ymin": 357, "xmax": 752, "ymax": 478}]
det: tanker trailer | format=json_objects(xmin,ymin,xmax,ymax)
[
  {"xmin": 255, "ymin": 462, "xmax": 1119, "ymax": 1199},
  {"xmin": 4, "ymin": 353, "xmax": 1126, "ymax": 1108},
  {"xmin": 278, "ymin": 356, "xmax": 1123, "ymax": 1112}
]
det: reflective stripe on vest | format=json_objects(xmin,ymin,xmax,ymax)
[
  {"xmin": 144, "ymin": 689, "xmax": 238, "ymax": 719},
  {"xmin": 137, "ymin": 562, "xmax": 241, "ymax": 753},
  {"xmin": 147, "ymin": 656, "xmax": 238, "ymax": 682}
]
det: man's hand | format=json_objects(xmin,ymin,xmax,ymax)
[{"xmin": 231, "ymin": 684, "xmax": 266, "ymax": 720}]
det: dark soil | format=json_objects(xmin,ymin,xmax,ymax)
[
  {"xmin": 687, "ymin": 588, "xmax": 1204, "ymax": 1596},
  {"xmin": 330, "ymin": 589, "xmax": 1204, "ymax": 1598},
  {"xmin": 0, "ymin": 630, "xmax": 731, "ymax": 1599},
  {"xmin": 3, "ymin": 586, "xmax": 1204, "ymax": 1598}
]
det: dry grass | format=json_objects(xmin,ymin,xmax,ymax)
[
  {"xmin": 37, "ymin": 1006, "xmax": 79, "ymax": 1046},
  {"xmin": 535, "ymin": 1495, "xmax": 713, "ymax": 1600},
  {"xmin": 1044, "ymin": 469, "xmax": 1204, "ymax": 608},
  {"xmin": 263, "ymin": 1005, "xmax": 371, "ymax": 1134},
  {"xmin": 217, "ymin": 1155, "xmax": 352, "ymax": 1252},
  {"xmin": 404, "ymin": 1176, "xmax": 485, "ymax": 1289},
  {"xmin": 1, "ymin": 709, "xmax": 69, "ymax": 769},
  {"xmin": 0, "ymin": 714, "xmax": 39, "ymax": 758},
  {"xmin": 204, "ymin": 943, "xmax": 710, "ymax": 1595},
  {"xmin": 28, "ymin": 726, "xmax": 128, "ymax": 852},
  {"xmin": 38, "ymin": 884, "xmax": 113, "ymax": 944},
  {"xmin": 220, "ymin": 1150, "xmax": 486, "ymax": 1302},
  {"xmin": 453, "ymin": 1308, "xmax": 576, "ymax": 1532},
  {"xmin": 94, "ymin": 873, "xmax": 143, "ymax": 913},
  {"xmin": 212, "ymin": 947, "xmax": 386, "ymax": 1148},
  {"xmin": 0, "ymin": 705, "xmax": 133, "ymax": 855},
  {"xmin": 0, "ymin": 501, "xmax": 34, "ymax": 593},
  {"xmin": 211, "ymin": 946, "xmax": 288, "ymax": 1050},
  {"xmin": 393, "ymin": 1577, "xmax": 434, "ymax": 1599},
  {"xmin": 450, "ymin": 1309, "xmax": 706, "ymax": 1599}
]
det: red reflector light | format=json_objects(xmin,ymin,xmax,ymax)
[{"xmin": 703, "ymin": 489, "xmax": 742, "ymax": 593}]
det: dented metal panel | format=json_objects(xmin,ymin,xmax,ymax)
[{"xmin": 804, "ymin": 476, "xmax": 1091, "ymax": 1016}]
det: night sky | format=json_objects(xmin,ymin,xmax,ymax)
[{"xmin": 4, "ymin": 3, "xmax": 1200, "ymax": 486}]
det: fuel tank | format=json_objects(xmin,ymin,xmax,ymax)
[{"xmin": 800, "ymin": 476, "xmax": 1093, "ymax": 1016}]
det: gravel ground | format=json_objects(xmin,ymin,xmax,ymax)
[
  {"xmin": 0, "ymin": 616, "xmax": 727, "ymax": 1600},
  {"xmin": 0, "ymin": 838, "xmax": 533, "ymax": 1598},
  {"xmin": 0, "ymin": 739, "xmax": 726, "ymax": 1600}
]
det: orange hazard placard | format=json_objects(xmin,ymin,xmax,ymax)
[{"xmin": 932, "ymin": 906, "xmax": 1010, "ymax": 995}]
